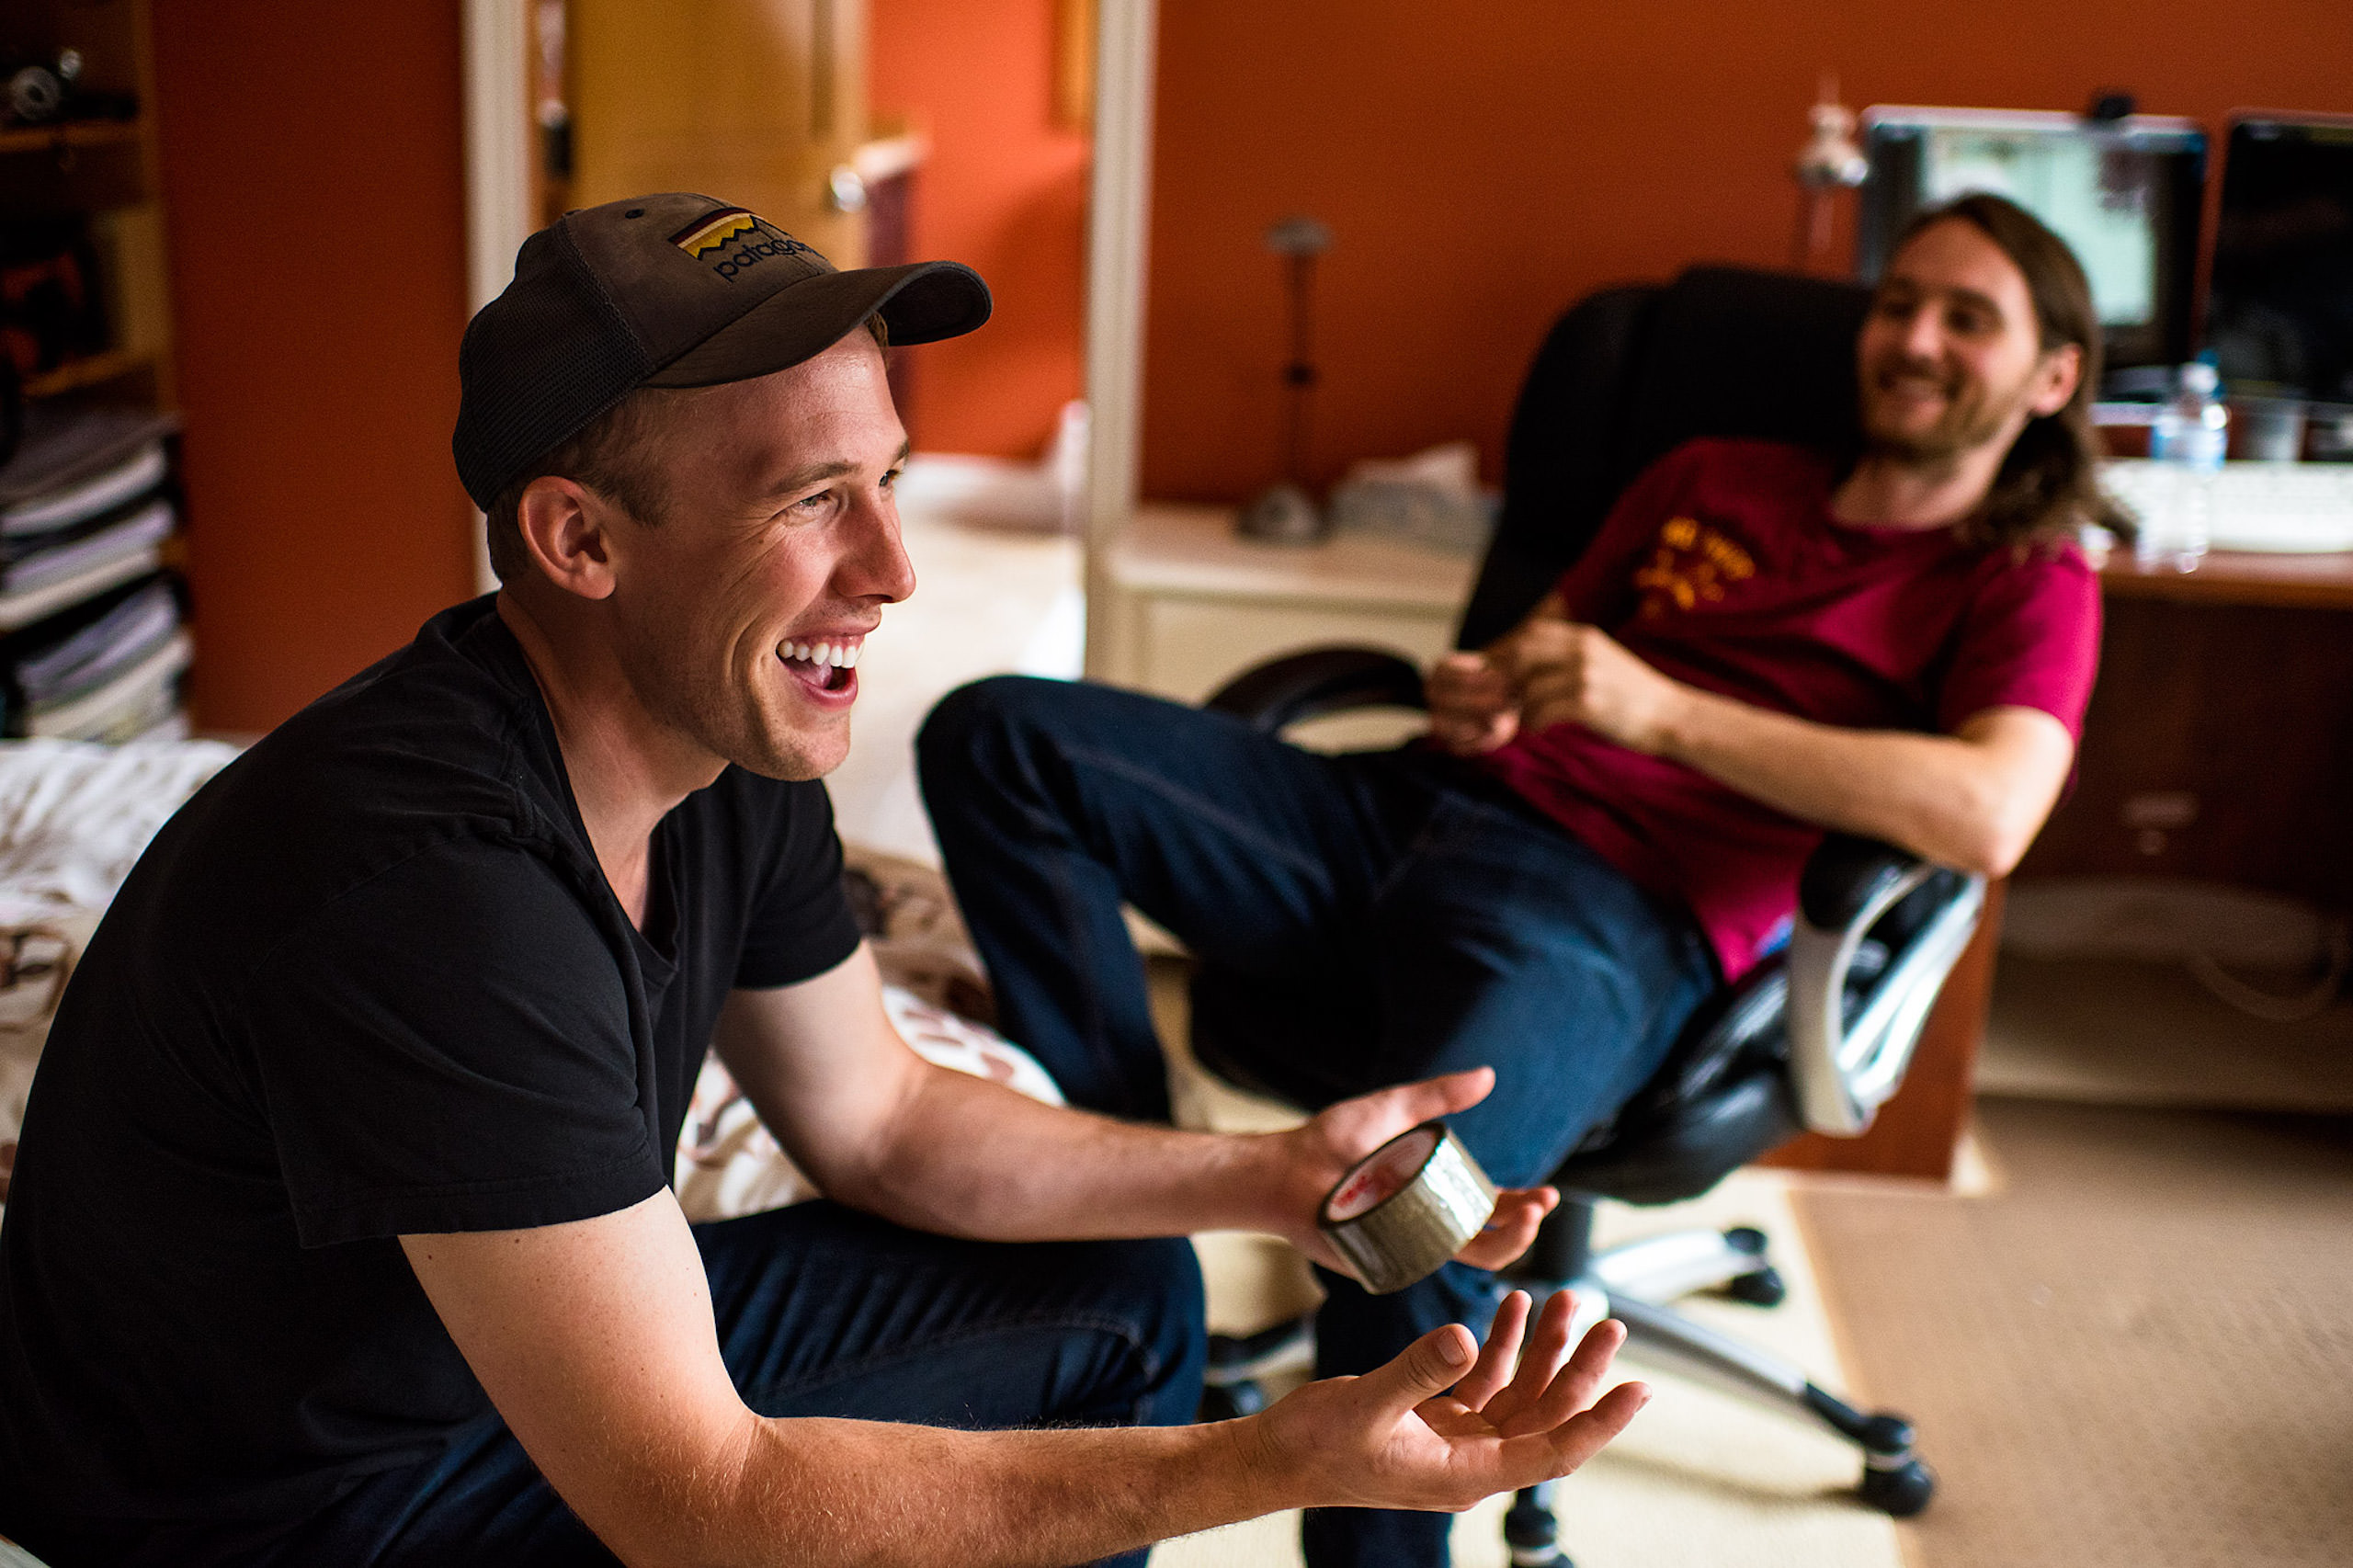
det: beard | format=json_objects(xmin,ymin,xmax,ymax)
[{"xmin": 1859, "ymin": 353, "xmax": 2041, "ymax": 465}]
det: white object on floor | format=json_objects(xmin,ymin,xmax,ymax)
[{"xmin": 891, "ymin": 403, "xmax": 1091, "ymax": 535}]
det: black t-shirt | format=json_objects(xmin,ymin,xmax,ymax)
[{"xmin": 0, "ymin": 597, "xmax": 861, "ymax": 1540}]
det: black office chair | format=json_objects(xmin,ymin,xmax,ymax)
[{"xmin": 1191, "ymin": 267, "xmax": 1976, "ymax": 1563}]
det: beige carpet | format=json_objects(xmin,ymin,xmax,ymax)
[{"xmin": 1793, "ymin": 1096, "xmax": 2353, "ymax": 1568}]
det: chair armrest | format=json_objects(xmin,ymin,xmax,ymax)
[
  {"xmin": 1785, "ymin": 835, "xmax": 1985, "ymax": 1137},
  {"xmin": 1202, "ymin": 647, "xmax": 1427, "ymax": 734}
]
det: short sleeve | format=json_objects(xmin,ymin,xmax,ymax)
[
  {"xmin": 247, "ymin": 839, "xmax": 666, "ymax": 1246},
  {"xmin": 1551, "ymin": 443, "xmax": 1709, "ymax": 625},
  {"xmin": 732, "ymin": 778, "xmax": 862, "ymax": 989},
  {"xmin": 1936, "ymin": 545, "xmax": 2103, "ymax": 738}
]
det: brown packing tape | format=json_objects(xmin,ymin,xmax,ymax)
[{"xmin": 1318, "ymin": 1122, "xmax": 1499, "ymax": 1295}]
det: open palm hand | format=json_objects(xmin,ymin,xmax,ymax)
[{"xmin": 1250, "ymin": 1289, "xmax": 1650, "ymax": 1515}]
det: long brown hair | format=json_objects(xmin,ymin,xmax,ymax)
[{"xmin": 1889, "ymin": 193, "xmax": 2131, "ymax": 548}]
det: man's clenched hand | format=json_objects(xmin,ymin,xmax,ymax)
[
  {"xmin": 1427, "ymin": 598, "xmax": 1693, "ymax": 758},
  {"xmin": 1268, "ymin": 1067, "xmax": 1557, "ymax": 1279},
  {"xmin": 1243, "ymin": 1289, "xmax": 1650, "ymax": 1513},
  {"xmin": 1427, "ymin": 652, "xmax": 1522, "ymax": 756},
  {"xmin": 1493, "ymin": 616, "xmax": 1689, "ymax": 756}
]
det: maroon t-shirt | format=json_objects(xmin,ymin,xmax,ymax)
[{"xmin": 1475, "ymin": 437, "xmax": 2101, "ymax": 980}]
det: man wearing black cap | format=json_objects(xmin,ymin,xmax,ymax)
[{"xmin": 0, "ymin": 195, "xmax": 1649, "ymax": 1568}]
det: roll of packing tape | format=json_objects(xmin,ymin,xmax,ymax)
[{"xmin": 1319, "ymin": 1121, "xmax": 1498, "ymax": 1295}]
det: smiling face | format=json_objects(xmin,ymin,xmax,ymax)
[
  {"xmin": 1857, "ymin": 217, "xmax": 2081, "ymax": 465},
  {"xmin": 594, "ymin": 331, "xmax": 914, "ymax": 782}
]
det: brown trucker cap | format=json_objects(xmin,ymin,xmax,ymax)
[{"xmin": 453, "ymin": 192, "xmax": 992, "ymax": 510}]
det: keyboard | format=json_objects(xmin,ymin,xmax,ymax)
[{"xmin": 2100, "ymin": 460, "xmax": 2353, "ymax": 553}]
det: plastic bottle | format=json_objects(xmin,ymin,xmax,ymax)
[{"xmin": 2142, "ymin": 358, "xmax": 2228, "ymax": 571}]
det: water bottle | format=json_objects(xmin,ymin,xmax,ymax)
[{"xmin": 2142, "ymin": 358, "xmax": 2228, "ymax": 570}]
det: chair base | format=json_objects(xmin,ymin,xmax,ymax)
[{"xmin": 1498, "ymin": 1217, "xmax": 1935, "ymax": 1562}]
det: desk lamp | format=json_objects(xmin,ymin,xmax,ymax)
[
  {"xmin": 1792, "ymin": 76, "xmax": 1868, "ymax": 273},
  {"xmin": 1237, "ymin": 215, "xmax": 1334, "ymax": 543}
]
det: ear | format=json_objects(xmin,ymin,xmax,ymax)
[
  {"xmin": 2029, "ymin": 341, "xmax": 2084, "ymax": 418},
  {"xmin": 514, "ymin": 476, "xmax": 620, "ymax": 601}
]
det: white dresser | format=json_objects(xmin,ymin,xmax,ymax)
[{"xmin": 1094, "ymin": 504, "xmax": 1477, "ymax": 715}]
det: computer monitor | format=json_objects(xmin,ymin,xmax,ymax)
[
  {"xmin": 2206, "ymin": 112, "xmax": 2353, "ymax": 406},
  {"xmin": 1854, "ymin": 107, "xmax": 2208, "ymax": 379}
]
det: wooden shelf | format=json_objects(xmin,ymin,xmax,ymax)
[
  {"xmin": 21, "ymin": 347, "xmax": 155, "ymax": 399},
  {"xmin": 0, "ymin": 119, "xmax": 144, "ymax": 157}
]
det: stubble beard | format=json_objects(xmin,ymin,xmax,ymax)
[
  {"xmin": 1860, "ymin": 356, "xmax": 2039, "ymax": 469},
  {"xmin": 622, "ymin": 619, "xmax": 847, "ymax": 784}
]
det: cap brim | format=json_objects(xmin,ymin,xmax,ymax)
[{"xmin": 644, "ymin": 260, "xmax": 992, "ymax": 389}]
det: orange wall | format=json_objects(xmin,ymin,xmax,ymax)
[
  {"xmin": 1143, "ymin": 0, "xmax": 2353, "ymax": 503},
  {"xmin": 153, "ymin": 0, "xmax": 476, "ymax": 732},
  {"xmin": 871, "ymin": 0, "xmax": 1089, "ymax": 459}
]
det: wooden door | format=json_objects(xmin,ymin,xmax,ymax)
[{"xmin": 566, "ymin": 0, "xmax": 869, "ymax": 267}]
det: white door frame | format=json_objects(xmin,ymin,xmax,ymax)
[
  {"xmin": 460, "ymin": 0, "xmax": 1158, "ymax": 620},
  {"xmin": 1078, "ymin": 0, "xmax": 1156, "ymax": 677},
  {"xmin": 460, "ymin": 0, "xmax": 532, "ymax": 593}
]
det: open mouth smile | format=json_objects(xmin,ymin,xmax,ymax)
[{"xmin": 779, "ymin": 635, "xmax": 862, "ymax": 697}]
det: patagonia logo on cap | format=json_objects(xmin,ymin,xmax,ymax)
[
  {"xmin": 672, "ymin": 207, "xmax": 758, "ymax": 256},
  {"xmin": 671, "ymin": 206, "xmax": 814, "ymax": 282}
]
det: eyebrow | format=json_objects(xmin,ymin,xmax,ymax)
[
  {"xmin": 757, "ymin": 440, "xmax": 912, "ymax": 502},
  {"xmin": 1881, "ymin": 275, "xmax": 2004, "ymax": 318}
]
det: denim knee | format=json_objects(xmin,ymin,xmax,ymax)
[
  {"xmin": 1101, "ymin": 1235, "xmax": 1210, "ymax": 1429},
  {"xmin": 917, "ymin": 675, "xmax": 1057, "ymax": 788}
]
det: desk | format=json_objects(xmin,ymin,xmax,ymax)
[
  {"xmin": 2019, "ymin": 548, "xmax": 2353, "ymax": 909},
  {"xmin": 2099, "ymin": 547, "xmax": 2353, "ymax": 611}
]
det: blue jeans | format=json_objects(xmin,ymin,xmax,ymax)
[
  {"xmin": 15, "ymin": 1203, "xmax": 1202, "ymax": 1568},
  {"xmin": 919, "ymin": 676, "xmax": 1718, "ymax": 1568}
]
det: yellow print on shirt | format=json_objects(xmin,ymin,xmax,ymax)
[{"xmin": 1633, "ymin": 516, "xmax": 1755, "ymax": 617}]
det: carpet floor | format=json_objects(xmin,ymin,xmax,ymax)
[{"xmin": 1793, "ymin": 1096, "xmax": 2353, "ymax": 1568}]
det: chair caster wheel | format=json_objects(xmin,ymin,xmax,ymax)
[
  {"xmin": 1196, "ymin": 1380, "xmax": 1266, "ymax": 1421},
  {"xmin": 1503, "ymin": 1490, "xmax": 1569, "ymax": 1565},
  {"xmin": 1724, "ymin": 1266, "xmax": 1787, "ymax": 1307},
  {"xmin": 1859, "ymin": 1456, "xmax": 1936, "ymax": 1517}
]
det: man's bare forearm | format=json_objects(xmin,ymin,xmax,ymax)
[
  {"xmin": 1647, "ymin": 686, "xmax": 2065, "ymax": 876},
  {"xmin": 669, "ymin": 1413, "xmax": 1292, "ymax": 1568},
  {"xmin": 820, "ymin": 1063, "xmax": 1308, "ymax": 1245}
]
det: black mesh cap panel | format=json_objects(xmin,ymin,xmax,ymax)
[{"xmin": 454, "ymin": 225, "xmax": 655, "ymax": 511}]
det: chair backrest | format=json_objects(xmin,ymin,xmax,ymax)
[{"xmin": 1459, "ymin": 267, "xmax": 1875, "ymax": 649}]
